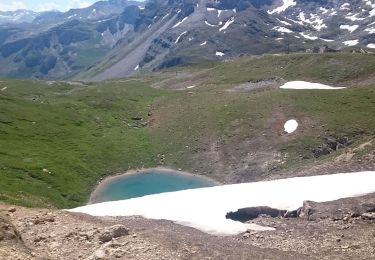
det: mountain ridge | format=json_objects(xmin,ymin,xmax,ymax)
[{"xmin": 0, "ymin": 0, "xmax": 374, "ymax": 80}]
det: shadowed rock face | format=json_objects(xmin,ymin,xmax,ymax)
[{"xmin": 226, "ymin": 206, "xmax": 287, "ymax": 222}]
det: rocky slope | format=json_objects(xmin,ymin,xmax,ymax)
[
  {"xmin": 1, "ymin": 0, "xmax": 375, "ymax": 80},
  {"xmin": 1, "ymin": 193, "xmax": 374, "ymax": 259}
]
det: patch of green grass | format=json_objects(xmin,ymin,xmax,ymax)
[{"xmin": 0, "ymin": 80, "xmax": 173, "ymax": 208}]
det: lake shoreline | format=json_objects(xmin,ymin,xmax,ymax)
[{"xmin": 88, "ymin": 167, "xmax": 221, "ymax": 204}]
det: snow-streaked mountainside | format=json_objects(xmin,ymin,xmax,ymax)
[
  {"xmin": 0, "ymin": 0, "xmax": 144, "ymax": 25},
  {"xmin": 0, "ymin": 0, "xmax": 374, "ymax": 80},
  {"xmin": 0, "ymin": 10, "xmax": 38, "ymax": 24},
  {"xmin": 70, "ymin": 171, "xmax": 375, "ymax": 235}
]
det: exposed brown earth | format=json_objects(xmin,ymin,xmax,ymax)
[{"xmin": 243, "ymin": 194, "xmax": 375, "ymax": 260}]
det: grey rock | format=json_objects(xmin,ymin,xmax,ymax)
[
  {"xmin": 361, "ymin": 212, "xmax": 375, "ymax": 220},
  {"xmin": 99, "ymin": 225, "xmax": 129, "ymax": 242},
  {"xmin": 94, "ymin": 249, "xmax": 106, "ymax": 259}
]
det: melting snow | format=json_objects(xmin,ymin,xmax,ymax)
[
  {"xmin": 367, "ymin": 43, "xmax": 375, "ymax": 48},
  {"xmin": 346, "ymin": 13, "xmax": 365, "ymax": 21},
  {"xmin": 300, "ymin": 33, "xmax": 318, "ymax": 40},
  {"xmin": 268, "ymin": 0, "xmax": 296, "ymax": 14},
  {"xmin": 70, "ymin": 171, "xmax": 375, "ymax": 235},
  {"xmin": 280, "ymin": 81, "xmax": 346, "ymax": 90},
  {"xmin": 172, "ymin": 17, "xmax": 188, "ymax": 28},
  {"xmin": 186, "ymin": 85, "xmax": 196, "ymax": 89},
  {"xmin": 366, "ymin": 0, "xmax": 375, "ymax": 16},
  {"xmin": 207, "ymin": 8, "xmax": 216, "ymax": 11},
  {"xmin": 175, "ymin": 31, "xmax": 187, "ymax": 43},
  {"xmin": 200, "ymin": 41, "xmax": 207, "ymax": 46},
  {"xmin": 273, "ymin": 26, "xmax": 293, "ymax": 33},
  {"xmin": 343, "ymin": 39, "xmax": 359, "ymax": 46},
  {"xmin": 219, "ymin": 17, "xmax": 235, "ymax": 32},
  {"xmin": 366, "ymin": 0, "xmax": 375, "ymax": 8},
  {"xmin": 1, "ymin": 87, "xmax": 7, "ymax": 91},
  {"xmin": 340, "ymin": 24, "xmax": 359, "ymax": 33},
  {"xmin": 276, "ymin": 18, "xmax": 292, "ymax": 26},
  {"xmin": 319, "ymin": 7, "xmax": 329, "ymax": 14},
  {"xmin": 298, "ymin": 12, "xmax": 327, "ymax": 31},
  {"xmin": 205, "ymin": 20, "xmax": 217, "ymax": 27},
  {"xmin": 365, "ymin": 27, "xmax": 375, "ymax": 33},
  {"xmin": 161, "ymin": 13, "xmax": 169, "ymax": 21},
  {"xmin": 134, "ymin": 65, "xmax": 139, "ymax": 71},
  {"xmin": 216, "ymin": 51, "xmax": 225, "ymax": 56},
  {"xmin": 320, "ymin": 38, "xmax": 334, "ymax": 42},
  {"xmin": 340, "ymin": 3, "xmax": 350, "ymax": 10},
  {"xmin": 284, "ymin": 119, "xmax": 298, "ymax": 133}
]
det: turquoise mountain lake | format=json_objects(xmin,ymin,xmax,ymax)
[{"xmin": 90, "ymin": 169, "xmax": 217, "ymax": 203}]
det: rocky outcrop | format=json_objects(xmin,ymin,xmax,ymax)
[
  {"xmin": 98, "ymin": 224, "xmax": 129, "ymax": 242},
  {"xmin": 313, "ymin": 136, "xmax": 353, "ymax": 158},
  {"xmin": 227, "ymin": 194, "xmax": 375, "ymax": 223},
  {"xmin": 226, "ymin": 206, "xmax": 286, "ymax": 222},
  {"xmin": 0, "ymin": 212, "xmax": 22, "ymax": 243}
]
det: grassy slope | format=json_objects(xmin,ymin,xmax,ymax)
[{"xmin": 0, "ymin": 53, "xmax": 374, "ymax": 208}]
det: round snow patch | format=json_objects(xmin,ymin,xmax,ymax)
[{"xmin": 284, "ymin": 119, "xmax": 298, "ymax": 134}]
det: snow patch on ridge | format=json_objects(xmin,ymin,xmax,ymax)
[
  {"xmin": 219, "ymin": 17, "xmax": 235, "ymax": 31},
  {"xmin": 276, "ymin": 18, "xmax": 292, "ymax": 26},
  {"xmin": 343, "ymin": 39, "xmax": 359, "ymax": 46},
  {"xmin": 300, "ymin": 32, "xmax": 318, "ymax": 40},
  {"xmin": 340, "ymin": 24, "xmax": 359, "ymax": 33},
  {"xmin": 268, "ymin": 0, "xmax": 296, "ymax": 14},
  {"xmin": 205, "ymin": 20, "xmax": 217, "ymax": 27},
  {"xmin": 175, "ymin": 31, "xmax": 187, "ymax": 43},
  {"xmin": 365, "ymin": 27, "xmax": 375, "ymax": 33},
  {"xmin": 298, "ymin": 12, "xmax": 327, "ymax": 31},
  {"xmin": 280, "ymin": 81, "xmax": 346, "ymax": 90},
  {"xmin": 172, "ymin": 17, "xmax": 188, "ymax": 28},
  {"xmin": 273, "ymin": 26, "xmax": 293, "ymax": 33}
]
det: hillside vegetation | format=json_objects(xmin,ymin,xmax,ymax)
[{"xmin": 0, "ymin": 53, "xmax": 374, "ymax": 208}]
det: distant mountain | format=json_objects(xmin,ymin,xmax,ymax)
[
  {"xmin": 0, "ymin": 10, "xmax": 38, "ymax": 24},
  {"xmin": 80, "ymin": 0, "xmax": 375, "ymax": 81},
  {"xmin": 33, "ymin": 0, "xmax": 144, "ymax": 25},
  {"xmin": 0, "ymin": 0, "xmax": 374, "ymax": 80}
]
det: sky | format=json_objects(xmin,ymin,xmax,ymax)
[{"xmin": 0, "ymin": 0, "xmax": 98, "ymax": 12}]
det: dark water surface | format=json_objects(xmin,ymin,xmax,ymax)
[{"xmin": 91, "ymin": 169, "xmax": 217, "ymax": 203}]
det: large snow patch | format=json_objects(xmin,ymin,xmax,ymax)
[
  {"xmin": 280, "ymin": 81, "xmax": 346, "ymax": 90},
  {"xmin": 70, "ymin": 171, "xmax": 375, "ymax": 235}
]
